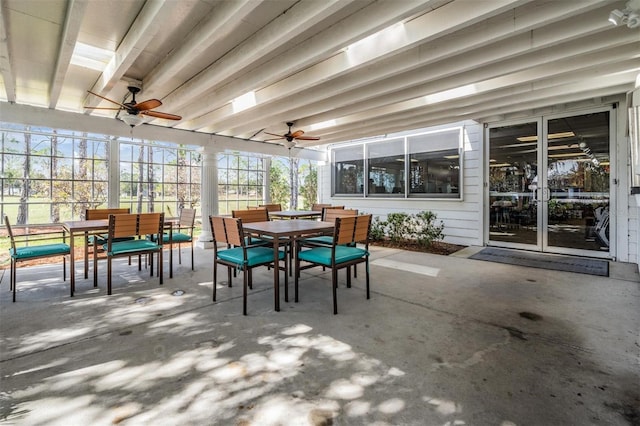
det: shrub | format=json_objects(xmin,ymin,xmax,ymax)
[{"xmin": 370, "ymin": 210, "xmax": 444, "ymax": 247}]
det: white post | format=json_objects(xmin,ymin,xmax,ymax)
[{"xmin": 197, "ymin": 145, "xmax": 218, "ymax": 248}]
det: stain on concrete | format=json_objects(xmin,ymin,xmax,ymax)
[{"xmin": 519, "ymin": 311, "xmax": 543, "ymax": 321}]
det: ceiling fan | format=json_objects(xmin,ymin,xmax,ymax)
[
  {"xmin": 84, "ymin": 86, "xmax": 182, "ymax": 127},
  {"xmin": 263, "ymin": 122, "xmax": 320, "ymax": 148}
]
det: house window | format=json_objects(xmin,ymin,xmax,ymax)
[
  {"xmin": 331, "ymin": 127, "xmax": 463, "ymax": 199},
  {"xmin": 217, "ymin": 153, "xmax": 265, "ymax": 214},
  {"xmin": 333, "ymin": 145, "xmax": 364, "ymax": 195},
  {"xmin": 408, "ymin": 129, "xmax": 461, "ymax": 198},
  {"xmin": 366, "ymin": 138, "xmax": 404, "ymax": 196}
]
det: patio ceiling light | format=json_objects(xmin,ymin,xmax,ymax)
[{"xmin": 120, "ymin": 114, "xmax": 145, "ymax": 128}]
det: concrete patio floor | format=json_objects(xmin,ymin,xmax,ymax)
[{"xmin": 0, "ymin": 245, "xmax": 638, "ymax": 425}]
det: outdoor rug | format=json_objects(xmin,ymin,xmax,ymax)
[{"xmin": 469, "ymin": 247, "xmax": 609, "ymax": 277}]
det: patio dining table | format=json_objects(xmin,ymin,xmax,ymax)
[
  {"xmin": 62, "ymin": 219, "xmax": 174, "ymax": 297},
  {"xmin": 242, "ymin": 219, "xmax": 334, "ymax": 311},
  {"xmin": 268, "ymin": 210, "xmax": 322, "ymax": 220}
]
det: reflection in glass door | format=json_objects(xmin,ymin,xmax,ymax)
[
  {"xmin": 488, "ymin": 110, "xmax": 612, "ymax": 256},
  {"xmin": 545, "ymin": 112, "xmax": 610, "ymax": 253},
  {"xmin": 488, "ymin": 122, "xmax": 540, "ymax": 248}
]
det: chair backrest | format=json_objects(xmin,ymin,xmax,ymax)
[
  {"xmin": 311, "ymin": 203, "xmax": 332, "ymax": 212},
  {"xmin": 259, "ymin": 203, "xmax": 282, "ymax": 212},
  {"xmin": 209, "ymin": 215, "xmax": 244, "ymax": 247},
  {"xmin": 108, "ymin": 213, "xmax": 163, "ymax": 239},
  {"xmin": 86, "ymin": 208, "xmax": 130, "ymax": 220},
  {"xmin": 232, "ymin": 208, "xmax": 269, "ymax": 223},
  {"xmin": 3, "ymin": 215, "xmax": 16, "ymax": 252},
  {"xmin": 323, "ymin": 208, "xmax": 357, "ymax": 223},
  {"xmin": 179, "ymin": 208, "xmax": 196, "ymax": 228},
  {"xmin": 335, "ymin": 214, "xmax": 372, "ymax": 245}
]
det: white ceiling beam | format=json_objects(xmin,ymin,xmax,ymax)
[
  {"xmin": 0, "ymin": 0, "xmax": 16, "ymax": 102},
  {"xmin": 188, "ymin": 0, "xmax": 524, "ymax": 131},
  {"xmin": 303, "ymin": 38, "xmax": 639, "ymax": 136},
  {"xmin": 219, "ymin": 1, "xmax": 614, "ymax": 137},
  {"xmin": 49, "ymin": 0, "xmax": 88, "ymax": 109},
  {"xmin": 85, "ymin": 0, "xmax": 178, "ymax": 106},
  {"xmin": 318, "ymin": 83, "xmax": 630, "ymax": 145},
  {"xmin": 176, "ymin": 0, "xmax": 447, "ymax": 127},
  {"xmin": 290, "ymin": 33, "xmax": 638, "ymax": 137},
  {"xmin": 141, "ymin": 0, "xmax": 262, "ymax": 100},
  {"xmin": 314, "ymin": 66, "xmax": 639, "ymax": 143},
  {"xmin": 160, "ymin": 0, "xmax": 363, "ymax": 118}
]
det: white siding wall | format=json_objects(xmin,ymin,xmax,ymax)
[
  {"xmin": 319, "ymin": 108, "xmax": 639, "ymax": 262},
  {"xmin": 319, "ymin": 120, "xmax": 483, "ymax": 247}
]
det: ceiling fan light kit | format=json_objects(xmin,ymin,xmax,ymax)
[{"xmin": 120, "ymin": 114, "xmax": 145, "ymax": 128}]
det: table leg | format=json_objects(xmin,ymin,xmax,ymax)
[
  {"xmin": 70, "ymin": 231, "xmax": 75, "ymax": 297},
  {"xmin": 274, "ymin": 237, "xmax": 280, "ymax": 312},
  {"xmin": 83, "ymin": 231, "xmax": 89, "ymax": 279}
]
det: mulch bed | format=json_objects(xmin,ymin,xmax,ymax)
[{"xmin": 370, "ymin": 240, "xmax": 466, "ymax": 255}]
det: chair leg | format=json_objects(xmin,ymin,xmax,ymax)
[
  {"xmin": 107, "ymin": 256, "xmax": 112, "ymax": 295},
  {"xmin": 191, "ymin": 242, "xmax": 194, "ymax": 271},
  {"xmin": 149, "ymin": 251, "xmax": 154, "ymax": 277},
  {"xmin": 294, "ymin": 255, "xmax": 299, "ymax": 302},
  {"xmin": 227, "ymin": 266, "xmax": 232, "ymax": 287},
  {"xmin": 213, "ymin": 261, "xmax": 217, "ymax": 301},
  {"xmin": 354, "ymin": 264, "xmax": 358, "ymax": 278},
  {"xmin": 11, "ymin": 259, "xmax": 16, "ymax": 302},
  {"xmin": 243, "ymin": 269, "xmax": 248, "ymax": 316},
  {"xmin": 365, "ymin": 258, "xmax": 370, "ymax": 299},
  {"xmin": 63, "ymin": 256, "xmax": 67, "ymax": 281},
  {"xmin": 332, "ymin": 268, "xmax": 338, "ymax": 315},
  {"xmin": 346, "ymin": 266, "xmax": 352, "ymax": 288},
  {"xmin": 158, "ymin": 250, "xmax": 163, "ymax": 285},
  {"xmin": 178, "ymin": 243, "xmax": 182, "ymax": 265}
]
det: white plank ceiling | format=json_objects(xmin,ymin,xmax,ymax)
[{"xmin": 1, "ymin": 0, "xmax": 638, "ymax": 148}]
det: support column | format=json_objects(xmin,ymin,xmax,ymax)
[
  {"xmin": 197, "ymin": 145, "xmax": 218, "ymax": 248},
  {"xmin": 263, "ymin": 157, "xmax": 271, "ymax": 204},
  {"xmin": 108, "ymin": 136, "xmax": 120, "ymax": 208}
]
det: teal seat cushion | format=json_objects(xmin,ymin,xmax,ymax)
[
  {"xmin": 10, "ymin": 243, "xmax": 70, "ymax": 260},
  {"xmin": 301, "ymin": 235, "xmax": 333, "ymax": 245},
  {"xmin": 218, "ymin": 246, "xmax": 285, "ymax": 268},
  {"xmin": 163, "ymin": 232, "xmax": 192, "ymax": 243},
  {"xmin": 298, "ymin": 246, "xmax": 367, "ymax": 267},
  {"xmin": 104, "ymin": 240, "xmax": 160, "ymax": 256}
]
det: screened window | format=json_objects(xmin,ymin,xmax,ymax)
[
  {"xmin": 367, "ymin": 138, "xmax": 404, "ymax": 196},
  {"xmin": 333, "ymin": 146, "xmax": 364, "ymax": 195},
  {"xmin": 408, "ymin": 129, "xmax": 461, "ymax": 198},
  {"xmin": 0, "ymin": 124, "xmax": 109, "ymax": 223},
  {"xmin": 119, "ymin": 141, "xmax": 201, "ymax": 216},
  {"xmin": 217, "ymin": 153, "xmax": 265, "ymax": 214}
]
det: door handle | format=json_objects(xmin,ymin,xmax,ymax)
[{"xmin": 543, "ymin": 188, "xmax": 550, "ymax": 202}]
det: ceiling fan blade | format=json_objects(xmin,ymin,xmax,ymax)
[
  {"xmin": 264, "ymin": 132, "xmax": 284, "ymax": 138},
  {"xmin": 87, "ymin": 90, "xmax": 127, "ymax": 109},
  {"xmin": 291, "ymin": 130, "xmax": 305, "ymax": 138},
  {"xmin": 83, "ymin": 107, "xmax": 123, "ymax": 110},
  {"xmin": 264, "ymin": 137, "xmax": 285, "ymax": 141},
  {"xmin": 141, "ymin": 110, "xmax": 182, "ymax": 120},
  {"xmin": 134, "ymin": 99, "xmax": 162, "ymax": 111},
  {"xmin": 295, "ymin": 136, "xmax": 321, "ymax": 141}
]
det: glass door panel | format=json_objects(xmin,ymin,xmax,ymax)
[
  {"xmin": 545, "ymin": 112, "xmax": 610, "ymax": 253},
  {"xmin": 488, "ymin": 122, "xmax": 540, "ymax": 248}
]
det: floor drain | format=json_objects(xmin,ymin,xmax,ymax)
[
  {"xmin": 135, "ymin": 297, "xmax": 152, "ymax": 305},
  {"xmin": 172, "ymin": 290, "xmax": 185, "ymax": 296}
]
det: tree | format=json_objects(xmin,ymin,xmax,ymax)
[
  {"xmin": 269, "ymin": 159, "xmax": 290, "ymax": 208},
  {"xmin": 299, "ymin": 161, "xmax": 318, "ymax": 210},
  {"xmin": 16, "ymin": 130, "xmax": 30, "ymax": 224},
  {"xmin": 289, "ymin": 156, "xmax": 299, "ymax": 209},
  {"xmin": 136, "ymin": 145, "xmax": 144, "ymax": 213}
]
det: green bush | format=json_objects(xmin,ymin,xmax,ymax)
[{"xmin": 370, "ymin": 210, "xmax": 444, "ymax": 247}]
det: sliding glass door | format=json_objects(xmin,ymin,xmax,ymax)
[{"xmin": 487, "ymin": 108, "xmax": 612, "ymax": 257}]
